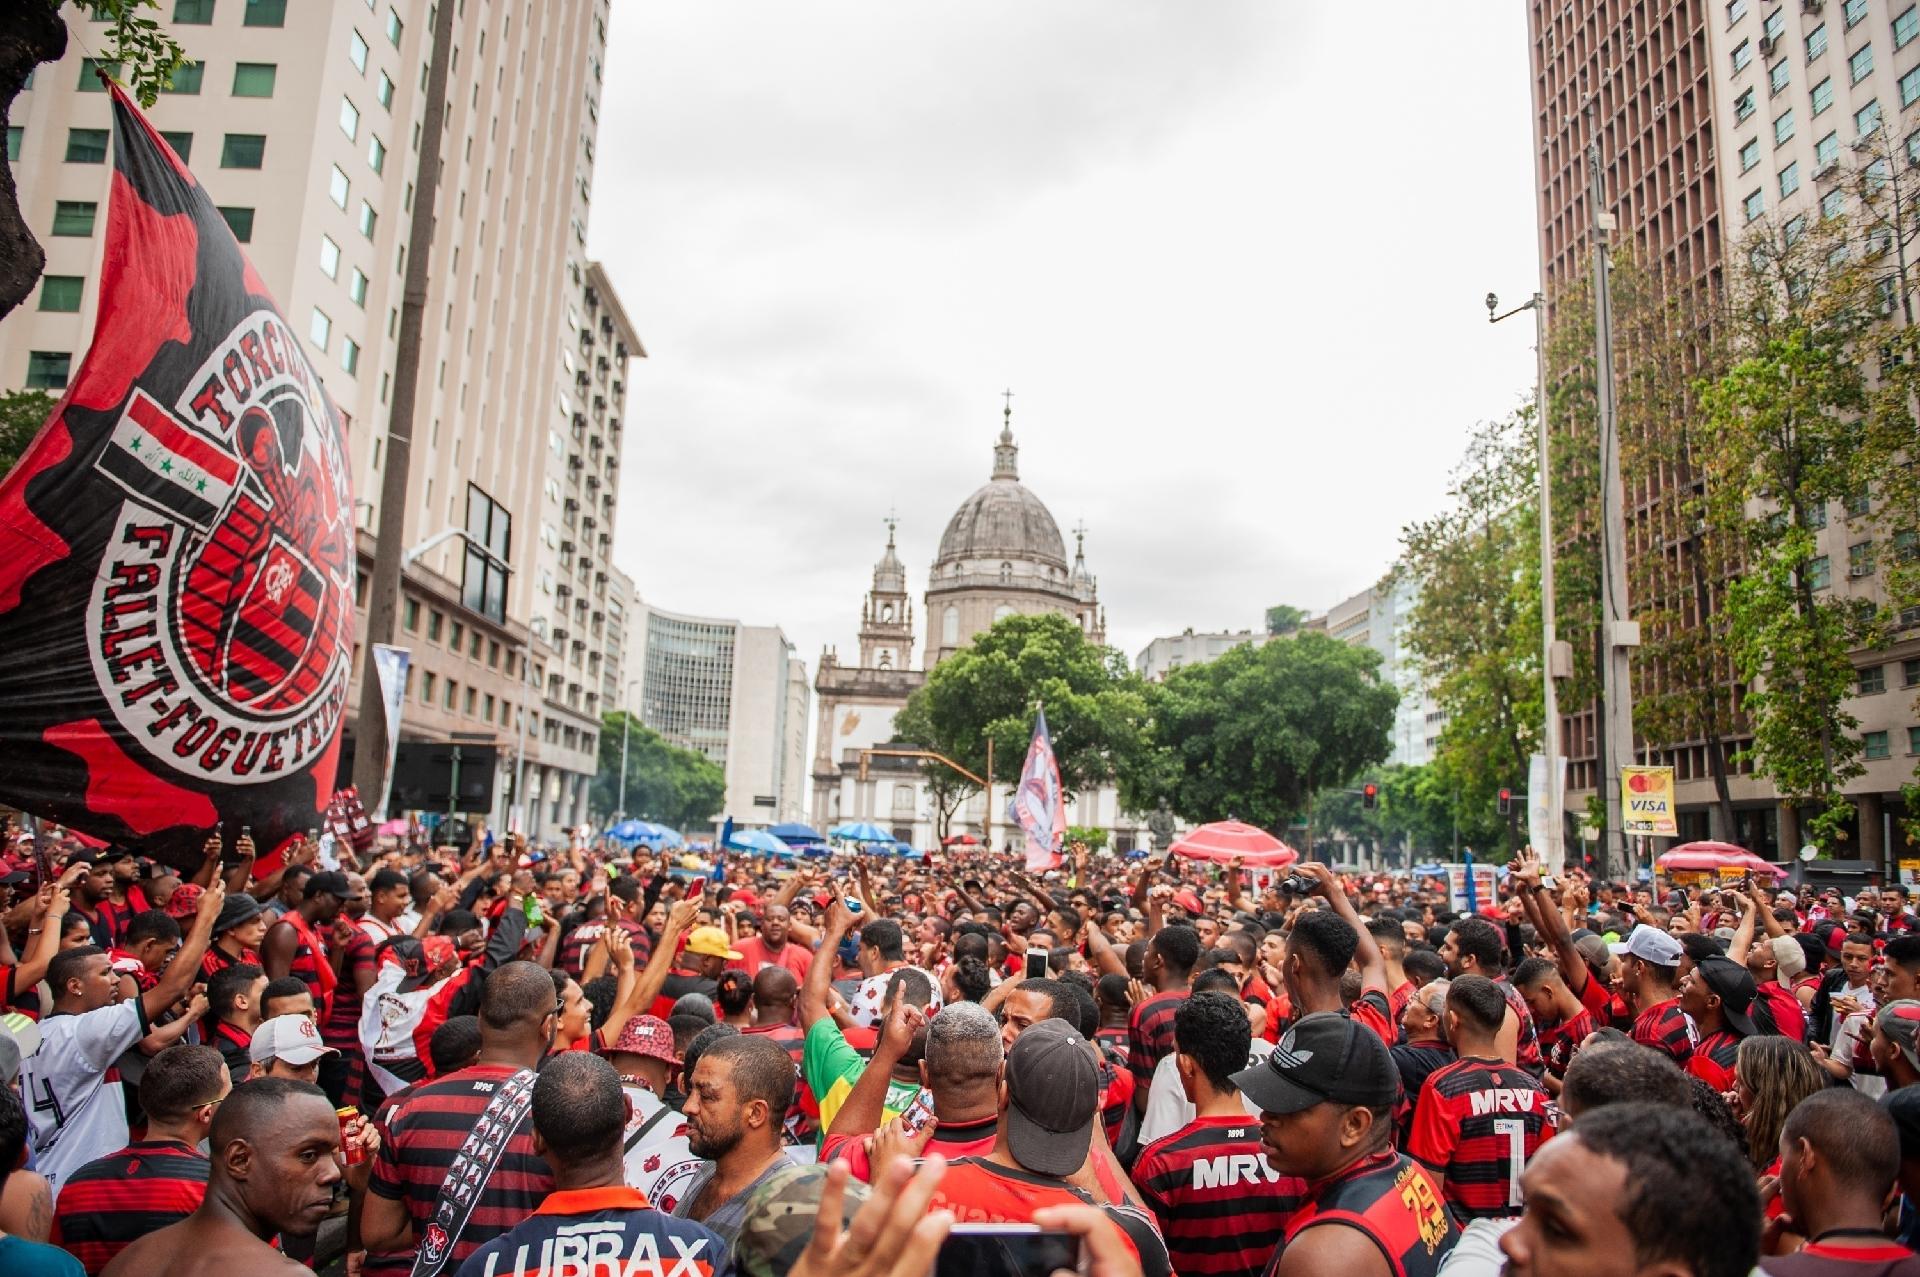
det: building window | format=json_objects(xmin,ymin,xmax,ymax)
[
  {"xmin": 421, "ymin": 671, "xmax": 436, "ymax": 704},
  {"xmin": 1847, "ymin": 0, "xmax": 1870, "ymax": 26},
  {"xmin": 1780, "ymin": 160, "xmax": 1801, "ymax": 197},
  {"xmin": 1858, "ymin": 98, "xmax": 1883, "ymax": 135},
  {"xmin": 64, "ymin": 128, "xmax": 107, "ymax": 163},
  {"xmin": 166, "ymin": 61, "xmax": 203, "ymax": 94},
  {"xmin": 1850, "ymin": 42, "xmax": 1874, "ymax": 83},
  {"xmin": 341, "ymin": 337, "xmax": 360, "ymax": 375},
  {"xmin": 319, "ymin": 235, "xmax": 340, "ymax": 278},
  {"xmin": 1771, "ymin": 58, "xmax": 1790, "ymax": 94},
  {"xmin": 1849, "ymin": 487, "xmax": 1872, "ymax": 516},
  {"xmin": 358, "ymin": 201, "xmax": 376, "ymax": 239},
  {"xmin": 1817, "ymin": 130, "xmax": 1840, "ymax": 170},
  {"xmin": 386, "ymin": 6, "xmax": 403, "ymax": 45},
  {"xmin": 25, "ymin": 352, "xmax": 71, "ymax": 390},
  {"xmin": 1775, "ymin": 107, "xmax": 1796, "ymax": 144},
  {"xmin": 1729, "ymin": 0, "xmax": 1749, "ymax": 23},
  {"xmin": 220, "ymin": 133, "xmax": 265, "ymax": 168},
  {"xmin": 1742, "ymin": 137, "xmax": 1761, "ymax": 170},
  {"xmin": 444, "ymin": 679, "xmax": 457, "ymax": 710},
  {"xmin": 232, "ymin": 62, "xmax": 276, "ymax": 97},
  {"xmin": 1765, "ymin": 6, "xmax": 1786, "ymax": 40},
  {"xmin": 1823, "ymin": 186, "xmax": 1847, "ymax": 218},
  {"xmin": 160, "ymin": 130, "xmax": 191, "ymax": 161},
  {"xmin": 368, "ymin": 135, "xmax": 386, "ymax": 174},
  {"xmin": 78, "ymin": 58, "xmax": 120, "ymax": 90},
  {"xmin": 244, "ymin": 0, "xmax": 287, "ymax": 26},
  {"xmin": 428, "ymin": 610, "xmax": 443, "ymax": 641},
  {"xmin": 348, "ymin": 268, "xmax": 368, "ymax": 307},
  {"xmin": 52, "ymin": 201, "xmax": 97, "ymax": 236},
  {"xmin": 462, "ymin": 484, "xmax": 512, "ymax": 622},
  {"xmin": 377, "ymin": 71, "xmax": 394, "ymax": 109},
  {"xmin": 1734, "ymin": 38, "xmax": 1754, "ymax": 72},
  {"xmin": 339, "ymin": 97, "xmax": 360, "ymax": 142},
  {"xmin": 1910, "ymin": 726, "xmax": 1920, "ymax": 755},
  {"xmin": 1809, "ymin": 23, "xmax": 1829, "ymax": 60},
  {"xmin": 403, "ymin": 598, "xmax": 420, "ymax": 631},
  {"xmin": 1866, "ymin": 730, "xmax": 1892, "ymax": 760},
  {"xmin": 450, "ymin": 620, "xmax": 465, "ymax": 652},
  {"xmin": 1903, "ymin": 66, "xmax": 1920, "ymax": 107},
  {"xmin": 463, "ymin": 687, "xmax": 476, "ymax": 716},
  {"xmin": 329, "ymin": 165, "xmax": 350, "ymax": 208},
  {"xmin": 1900, "ymin": 5, "xmax": 1920, "ymax": 47},
  {"xmin": 1813, "ymin": 77, "xmax": 1834, "ymax": 116},
  {"xmin": 1737, "ymin": 87, "xmax": 1757, "ymax": 121},
  {"xmin": 349, "ymin": 29, "xmax": 369, "ymax": 73},
  {"xmin": 1807, "ymin": 554, "xmax": 1833, "ymax": 590},
  {"xmin": 174, "ymin": 0, "xmax": 215, "ymax": 21},
  {"xmin": 1859, "ymin": 663, "xmax": 1887, "ymax": 695},
  {"xmin": 6, "ymin": 127, "xmax": 19, "ymax": 162},
  {"xmin": 309, "ymin": 307, "xmax": 331, "ymax": 351},
  {"xmin": 1906, "ymin": 658, "xmax": 1920, "ymax": 687},
  {"xmin": 1745, "ymin": 187, "xmax": 1767, "ymax": 222},
  {"xmin": 38, "ymin": 275, "xmax": 82, "ymax": 312},
  {"xmin": 217, "ymin": 206, "xmax": 254, "ymax": 241}
]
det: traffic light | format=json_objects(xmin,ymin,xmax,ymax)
[
  {"xmin": 1362, "ymin": 782, "xmax": 1378, "ymax": 809},
  {"xmin": 1498, "ymin": 788, "xmax": 1513, "ymax": 816}
]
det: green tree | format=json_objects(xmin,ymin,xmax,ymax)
[
  {"xmin": 1698, "ymin": 212, "xmax": 1878, "ymax": 848},
  {"xmin": 592, "ymin": 712, "xmax": 726, "ymax": 831},
  {"xmin": 1399, "ymin": 410, "xmax": 1542, "ymax": 850},
  {"xmin": 5, "ymin": 3, "xmax": 193, "ymax": 320},
  {"xmin": 893, "ymin": 613, "xmax": 1158, "ymax": 839},
  {"xmin": 1264, "ymin": 604, "xmax": 1307, "ymax": 636},
  {"xmin": 1153, "ymin": 630, "xmax": 1396, "ymax": 833},
  {"xmin": 1312, "ymin": 763, "xmax": 1457, "ymax": 866},
  {"xmin": 0, "ymin": 390, "xmax": 55, "ymax": 478}
]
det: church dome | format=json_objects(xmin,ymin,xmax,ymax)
[{"xmin": 932, "ymin": 412, "xmax": 1067, "ymax": 570}]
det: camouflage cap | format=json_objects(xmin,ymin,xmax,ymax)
[{"xmin": 733, "ymin": 1161, "xmax": 870, "ymax": 1277}]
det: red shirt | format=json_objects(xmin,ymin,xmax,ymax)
[
  {"xmin": 1408, "ymin": 1056, "xmax": 1556, "ymax": 1220},
  {"xmin": 926, "ymin": 1158, "xmax": 1170, "ymax": 1277},
  {"xmin": 1756, "ymin": 981, "xmax": 1808, "ymax": 1043},
  {"xmin": 1631, "ymin": 997, "xmax": 1698, "ymax": 1064},
  {"xmin": 1687, "ymin": 1028, "xmax": 1742, "ymax": 1090},
  {"xmin": 52, "ymin": 1138, "xmax": 208, "ymax": 1274},
  {"xmin": 1132, "ymin": 1114, "xmax": 1305, "ymax": 1277},
  {"xmin": 1536, "ymin": 1009, "xmax": 1596, "ymax": 1080},
  {"xmin": 727, "ymin": 935, "xmax": 812, "ymax": 980},
  {"xmin": 1127, "ymin": 989, "xmax": 1190, "ymax": 1090}
]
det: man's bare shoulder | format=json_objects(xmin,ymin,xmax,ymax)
[
  {"xmin": 1276, "ymin": 1215, "xmax": 1394, "ymax": 1277},
  {"xmin": 100, "ymin": 1218, "xmax": 306, "ymax": 1277}
]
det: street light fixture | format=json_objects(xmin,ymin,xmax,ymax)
[
  {"xmin": 1487, "ymin": 287, "xmax": 1567, "ymax": 872},
  {"xmin": 617, "ymin": 677, "xmax": 642, "ymax": 820}
]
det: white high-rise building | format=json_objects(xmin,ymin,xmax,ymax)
[{"xmin": 1, "ymin": 0, "xmax": 639, "ymax": 839}]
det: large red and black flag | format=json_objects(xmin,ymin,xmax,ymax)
[{"xmin": 0, "ymin": 85, "xmax": 355, "ymax": 867}]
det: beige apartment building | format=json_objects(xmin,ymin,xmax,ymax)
[
  {"xmin": 1527, "ymin": 0, "xmax": 1920, "ymax": 863},
  {"xmin": 0, "ymin": 0, "xmax": 639, "ymax": 839}
]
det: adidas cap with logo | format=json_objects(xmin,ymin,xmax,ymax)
[{"xmin": 1231, "ymin": 1011, "xmax": 1399, "ymax": 1116}]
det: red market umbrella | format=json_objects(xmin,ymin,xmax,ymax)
[
  {"xmin": 1656, "ymin": 842, "xmax": 1786, "ymax": 878},
  {"xmin": 1170, "ymin": 821, "xmax": 1300, "ymax": 868},
  {"xmin": 942, "ymin": 834, "xmax": 981, "ymax": 846}
]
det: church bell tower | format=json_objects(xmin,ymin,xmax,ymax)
[{"xmin": 859, "ymin": 516, "xmax": 914, "ymax": 671}]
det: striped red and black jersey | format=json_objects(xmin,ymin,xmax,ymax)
[
  {"xmin": 1536, "ymin": 1009, "xmax": 1595, "ymax": 1080},
  {"xmin": 1407, "ymin": 1056, "xmax": 1555, "ymax": 1221},
  {"xmin": 1127, "ymin": 989, "xmax": 1190, "ymax": 1090},
  {"xmin": 1687, "ymin": 1028, "xmax": 1742, "ymax": 1090},
  {"xmin": 555, "ymin": 919, "xmax": 652, "ymax": 979},
  {"xmin": 200, "ymin": 942, "xmax": 258, "ymax": 982},
  {"xmin": 1270, "ymin": 1151, "xmax": 1458, "ymax": 1277},
  {"xmin": 366, "ymin": 1062, "xmax": 556, "ymax": 1268},
  {"xmin": 51, "ymin": 1138, "xmax": 208, "ymax": 1274},
  {"xmin": 1096, "ymin": 1025, "xmax": 1130, "ymax": 1058},
  {"xmin": 1496, "ymin": 979, "xmax": 1544, "ymax": 1077},
  {"xmin": 321, "ymin": 925, "xmax": 376, "ymax": 1053},
  {"xmin": 1132, "ymin": 1114, "xmax": 1305, "ymax": 1277},
  {"xmin": 74, "ymin": 902, "xmax": 124, "ymax": 948},
  {"xmin": 1096, "ymin": 1044, "xmax": 1134, "ymax": 1149},
  {"xmin": 106, "ymin": 947, "xmax": 158, "ymax": 994},
  {"xmin": 1388, "ymin": 980, "xmax": 1417, "ymax": 1027},
  {"xmin": 1631, "ymin": 996, "xmax": 1697, "ymax": 1065},
  {"xmin": 1572, "ymin": 965, "xmax": 1633, "ymax": 1031},
  {"xmin": 276, "ymin": 918, "xmax": 332, "ymax": 1007},
  {"xmin": 740, "ymin": 1021, "xmax": 815, "ymax": 1141}
]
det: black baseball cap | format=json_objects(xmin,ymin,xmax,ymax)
[
  {"xmin": 1232, "ymin": 1012, "xmax": 1399, "ymax": 1116},
  {"xmin": 1003, "ymin": 1019, "xmax": 1098, "ymax": 1177},
  {"xmin": 1882, "ymin": 1085, "xmax": 1920, "ymax": 1161},
  {"xmin": 304, "ymin": 870, "xmax": 352, "ymax": 900},
  {"xmin": 1694, "ymin": 956, "xmax": 1759, "ymax": 1037}
]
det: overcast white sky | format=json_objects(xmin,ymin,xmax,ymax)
[{"xmin": 592, "ymin": 2, "xmax": 1543, "ymax": 670}]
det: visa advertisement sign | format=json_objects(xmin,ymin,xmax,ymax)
[{"xmin": 1620, "ymin": 766, "xmax": 1677, "ymax": 836}]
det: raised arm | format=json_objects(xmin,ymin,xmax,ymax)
[
  {"xmin": 1302, "ymin": 863, "xmax": 1386, "ymax": 996},
  {"xmin": 802, "ymin": 900, "xmax": 856, "ymax": 1030},
  {"xmin": 1728, "ymin": 890, "xmax": 1758, "ymax": 965},
  {"xmin": 10, "ymin": 884, "xmax": 70, "ymax": 994},
  {"xmin": 827, "ymin": 997, "xmax": 926, "ymax": 1140},
  {"xmin": 144, "ymin": 881, "xmax": 223, "ymax": 1020}
]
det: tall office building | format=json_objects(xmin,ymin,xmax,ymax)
[
  {"xmin": 624, "ymin": 602, "xmax": 810, "ymax": 827},
  {"xmin": 2, "ymin": 0, "xmax": 640, "ymax": 838},
  {"xmin": 1526, "ymin": 0, "xmax": 1920, "ymax": 859}
]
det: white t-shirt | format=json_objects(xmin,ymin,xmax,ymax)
[
  {"xmin": 846, "ymin": 966, "xmax": 941, "ymax": 1029},
  {"xmin": 1138, "ymin": 1036, "xmax": 1274, "ymax": 1147},
  {"xmin": 1834, "ymin": 1010, "xmax": 1888, "ymax": 1098},
  {"xmin": 21, "ymin": 999, "xmax": 147, "ymax": 1194},
  {"xmin": 619, "ymin": 1082, "xmax": 704, "ymax": 1214}
]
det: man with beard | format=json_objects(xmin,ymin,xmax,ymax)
[
  {"xmin": 262, "ymin": 870, "xmax": 350, "ymax": 1022},
  {"xmin": 728, "ymin": 903, "xmax": 811, "ymax": 981},
  {"xmin": 358, "ymin": 961, "xmax": 558, "ymax": 1271},
  {"xmin": 100, "ymin": 1078, "xmax": 375, "ymax": 1277},
  {"xmin": 673, "ymin": 1034, "xmax": 796, "ymax": 1244}
]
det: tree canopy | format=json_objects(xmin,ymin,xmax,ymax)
[
  {"xmin": 0, "ymin": 390, "xmax": 54, "ymax": 480},
  {"xmin": 1264, "ymin": 604, "xmax": 1308, "ymax": 636},
  {"xmin": 592, "ymin": 712, "xmax": 726, "ymax": 831}
]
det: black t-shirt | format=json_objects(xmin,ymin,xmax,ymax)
[{"xmin": 1763, "ymin": 1243, "xmax": 1920, "ymax": 1277}]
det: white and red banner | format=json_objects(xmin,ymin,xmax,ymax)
[{"xmin": 1007, "ymin": 707, "xmax": 1066, "ymax": 872}]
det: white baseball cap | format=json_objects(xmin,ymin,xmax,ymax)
[
  {"xmin": 248, "ymin": 1014, "xmax": 339, "ymax": 1065},
  {"xmin": 1609, "ymin": 925, "xmax": 1684, "ymax": 968}
]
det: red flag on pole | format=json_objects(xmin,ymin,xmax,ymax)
[
  {"xmin": 1006, "ymin": 707, "xmax": 1066, "ymax": 872},
  {"xmin": 0, "ymin": 86, "xmax": 354, "ymax": 869}
]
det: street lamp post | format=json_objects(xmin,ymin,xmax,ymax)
[
  {"xmin": 1487, "ymin": 288, "xmax": 1566, "ymax": 872},
  {"xmin": 617, "ymin": 677, "xmax": 641, "ymax": 820},
  {"xmin": 512, "ymin": 617, "xmax": 547, "ymax": 837}
]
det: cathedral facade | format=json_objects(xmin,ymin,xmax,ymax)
[{"xmin": 810, "ymin": 408, "xmax": 1139, "ymax": 851}]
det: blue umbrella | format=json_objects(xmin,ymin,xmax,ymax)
[
  {"xmin": 608, "ymin": 819, "xmax": 651, "ymax": 842},
  {"xmin": 830, "ymin": 821, "xmax": 895, "ymax": 844},
  {"xmin": 768, "ymin": 822, "xmax": 826, "ymax": 845},
  {"xmin": 726, "ymin": 829, "xmax": 795, "ymax": 857}
]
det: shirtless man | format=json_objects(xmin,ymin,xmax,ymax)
[{"xmin": 101, "ymin": 1077, "xmax": 376, "ymax": 1276}]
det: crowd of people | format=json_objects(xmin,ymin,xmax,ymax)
[{"xmin": 0, "ymin": 821, "xmax": 1918, "ymax": 1277}]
